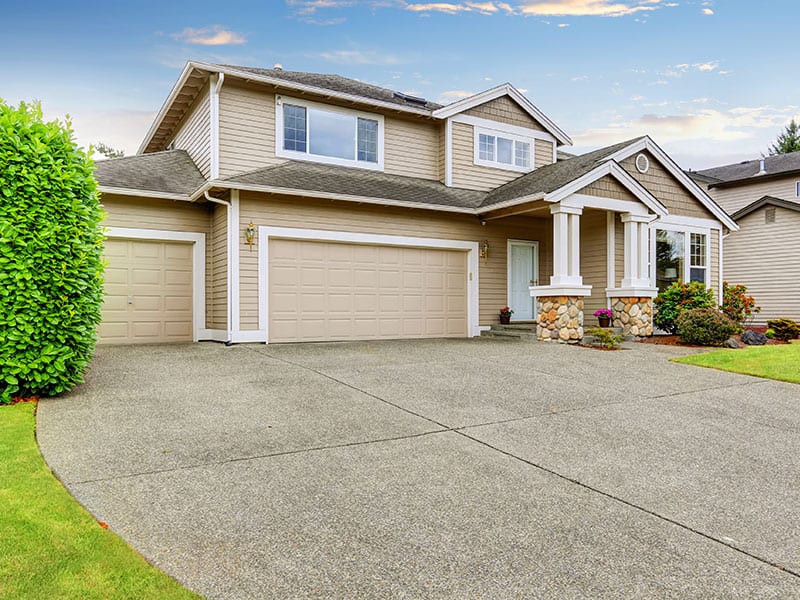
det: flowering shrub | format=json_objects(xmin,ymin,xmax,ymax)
[
  {"xmin": 593, "ymin": 309, "xmax": 612, "ymax": 319},
  {"xmin": 676, "ymin": 308, "xmax": 739, "ymax": 346},
  {"xmin": 499, "ymin": 306, "xmax": 514, "ymax": 317},
  {"xmin": 653, "ymin": 282, "xmax": 716, "ymax": 334},
  {"xmin": 722, "ymin": 281, "xmax": 760, "ymax": 329}
]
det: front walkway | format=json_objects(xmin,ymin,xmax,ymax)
[{"xmin": 38, "ymin": 340, "xmax": 800, "ymax": 598}]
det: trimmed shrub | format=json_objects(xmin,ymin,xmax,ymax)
[
  {"xmin": 676, "ymin": 308, "xmax": 739, "ymax": 346},
  {"xmin": 653, "ymin": 281, "xmax": 716, "ymax": 334},
  {"xmin": 766, "ymin": 318, "xmax": 800, "ymax": 341},
  {"xmin": 0, "ymin": 100, "xmax": 104, "ymax": 404},
  {"xmin": 721, "ymin": 281, "xmax": 760, "ymax": 330}
]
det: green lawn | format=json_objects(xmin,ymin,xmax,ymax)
[
  {"xmin": 0, "ymin": 402, "xmax": 201, "ymax": 600},
  {"xmin": 674, "ymin": 341, "xmax": 800, "ymax": 384}
]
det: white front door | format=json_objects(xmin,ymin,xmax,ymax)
[{"xmin": 508, "ymin": 241, "xmax": 539, "ymax": 321}]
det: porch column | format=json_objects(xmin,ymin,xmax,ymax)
[
  {"xmin": 550, "ymin": 204, "xmax": 583, "ymax": 287},
  {"xmin": 621, "ymin": 213, "xmax": 651, "ymax": 289}
]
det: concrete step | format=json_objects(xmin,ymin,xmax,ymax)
[{"xmin": 494, "ymin": 323, "xmax": 539, "ymax": 331}]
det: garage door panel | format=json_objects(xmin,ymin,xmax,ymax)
[
  {"xmin": 269, "ymin": 239, "xmax": 467, "ymax": 343},
  {"xmin": 100, "ymin": 239, "xmax": 193, "ymax": 344}
]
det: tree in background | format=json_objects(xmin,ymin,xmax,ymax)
[
  {"xmin": 94, "ymin": 142, "xmax": 124, "ymax": 159},
  {"xmin": 768, "ymin": 119, "xmax": 800, "ymax": 155},
  {"xmin": 0, "ymin": 100, "xmax": 105, "ymax": 404}
]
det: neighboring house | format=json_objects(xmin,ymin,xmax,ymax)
[
  {"xmin": 691, "ymin": 152, "xmax": 800, "ymax": 325},
  {"xmin": 94, "ymin": 61, "xmax": 736, "ymax": 345}
]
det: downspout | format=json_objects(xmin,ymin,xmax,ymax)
[{"xmin": 205, "ymin": 191, "xmax": 233, "ymax": 345}]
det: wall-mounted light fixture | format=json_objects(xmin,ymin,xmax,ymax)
[
  {"xmin": 480, "ymin": 240, "xmax": 490, "ymax": 261},
  {"xmin": 245, "ymin": 222, "xmax": 256, "ymax": 251}
]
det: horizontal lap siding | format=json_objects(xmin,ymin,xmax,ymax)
[
  {"xmin": 219, "ymin": 84, "xmax": 282, "ymax": 178},
  {"xmin": 172, "ymin": 89, "xmax": 211, "ymax": 178},
  {"xmin": 210, "ymin": 204, "xmax": 228, "ymax": 330},
  {"xmin": 237, "ymin": 193, "xmax": 551, "ymax": 330},
  {"xmin": 451, "ymin": 122, "xmax": 522, "ymax": 191},
  {"xmin": 723, "ymin": 208, "xmax": 800, "ymax": 324},
  {"xmin": 708, "ymin": 177, "xmax": 800, "ymax": 215},
  {"xmin": 384, "ymin": 117, "xmax": 440, "ymax": 180},
  {"xmin": 579, "ymin": 210, "xmax": 609, "ymax": 324}
]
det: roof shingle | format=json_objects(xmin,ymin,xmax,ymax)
[
  {"xmin": 94, "ymin": 150, "xmax": 206, "ymax": 197},
  {"xmin": 695, "ymin": 151, "xmax": 800, "ymax": 185}
]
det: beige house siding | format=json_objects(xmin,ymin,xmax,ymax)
[
  {"xmin": 534, "ymin": 139, "xmax": 554, "ymax": 168},
  {"xmin": 579, "ymin": 209, "xmax": 609, "ymax": 324},
  {"xmin": 577, "ymin": 175, "xmax": 639, "ymax": 202},
  {"xmin": 465, "ymin": 96, "xmax": 548, "ymax": 131},
  {"xmin": 172, "ymin": 88, "xmax": 211, "ymax": 178},
  {"xmin": 209, "ymin": 204, "xmax": 228, "ymax": 330},
  {"xmin": 218, "ymin": 83, "xmax": 281, "ymax": 178},
  {"xmin": 706, "ymin": 176, "xmax": 800, "ymax": 215},
  {"xmin": 621, "ymin": 151, "xmax": 715, "ymax": 219},
  {"xmin": 723, "ymin": 207, "xmax": 800, "ymax": 324},
  {"xmin": 237, "ymin": 192, "xmax": 551, "ymax": 330},
  {"xmin": 384, "ymin": 117, "xmax": 440, "ymax": 180},
  {"xmin": 450, "ymin": 122, "xmax": 524, "ymax": 191},
  {"xmin": 100, "ymin": 194, "xmax": 213, "ymax": 327},
  {"xmin": 710, "ymin": 229, "xmax": 720, "ymax": 302}
]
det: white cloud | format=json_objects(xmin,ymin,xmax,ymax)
[
  {"xmin": 171, "ymin": 25, "xmax": 246, "ymax": 46},
  {"xmin": 702, "ymin": 7, "xmax": 713, "ymax": 14},
  {"xmin": 438, "ymin": 90, "xmax": 475, "ymax": 102},
  {"xmin": 662, "ymin": 60, "xmax": 720, "ymax": 77},
  {"xmin": 311, "ymin": 49, "xmax": 406, "ymax": 65},
  {"xmin": 287, "ymin": 0, "xmax": 355, "ymax": 14},
  {"xmin": 517, "ymin": 0, "xmax": 664, "ymax": 17}
]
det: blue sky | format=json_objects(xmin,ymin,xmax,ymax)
[{"xmin": 3, "ymin": 0, "xmax": 798, "ymax": 169}]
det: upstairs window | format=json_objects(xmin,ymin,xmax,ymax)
[
  {"xmin": 474, "ymin": 127, "xmax": 533, "ymax": 172},
  {"xmin": 276, "ymin": 96, "xmax": 383, "ymax": 170}
]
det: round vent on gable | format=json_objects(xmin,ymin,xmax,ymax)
[{"xmin": 635, "ymin": 153, "xmax": 650, "ymax": 174}]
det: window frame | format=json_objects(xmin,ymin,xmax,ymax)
[
  {"xmin": 650, "ymin": 222, "xmax": 711, "ymax": 289},
  {"xmin": 473, "ymin": 125, "xmax": 535, "ymax": 173},
  {"xmin": 795, "ymin": 181, "xmax": 800, "ymax": 198},
  {"xmin": 275, "ymin": 95, "xmax": 385, "ymax": 171}
]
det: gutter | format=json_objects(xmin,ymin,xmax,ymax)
[{"xmin": 203, "ymin": 191, "xmax": 233, "ymax": 345}]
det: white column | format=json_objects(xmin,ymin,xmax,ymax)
[
  {"xmin": 550, "ymin": 204, "xmax": 583, "ymax": 287},
  {"xmin": 621, "ymin": 213, "xmax": 651, "ymax": 288}
]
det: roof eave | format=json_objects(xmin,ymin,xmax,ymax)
[{"xmin": 731, "ymin": 195, "xmax": 800, "ymax": 220}]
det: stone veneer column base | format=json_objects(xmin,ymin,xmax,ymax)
[
  {"xmin": 536, "ymin": 296, "xmax": 585, "ymax": 343},
  {"xmin": 611, "ymin": 297, "xmax": 653, "ymax": 337}
]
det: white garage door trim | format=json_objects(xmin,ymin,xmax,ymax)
[
  {"xmin": 256, "ymin": 226, "xmax": 480, "ymax": 343},
  {"xmin": 105, "ymin": 227, "xmax": 208, "ymax": 342}
]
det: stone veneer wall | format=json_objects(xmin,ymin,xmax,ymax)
[
  {"xmin": 611, "ymin": 297, "xmax": 653, "ymax": 337},
  {"xmin": 536, "ymin": 296, "xmax": 585, "ymax": 342}
]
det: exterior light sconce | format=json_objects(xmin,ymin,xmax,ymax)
[
  {"xmin": 245, "ymin": 222, "xmax": 256, "ymax": 251},
  {"xmin": 480, "ymin": 240, "xmax": 490, "ymax": 261}
]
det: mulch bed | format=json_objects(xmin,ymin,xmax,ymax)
[{"xmin": 638, "ymin": 332, "xmax": 786, "ymax": 348}]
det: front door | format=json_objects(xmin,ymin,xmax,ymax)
[{"xmin": 508, "ymin": 241, "xmax": 539, "ymax": 321}]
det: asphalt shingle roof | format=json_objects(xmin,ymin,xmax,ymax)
[
  {"xmin": 94, "ymin": 150, "xmax": 206, "ymax": 197},
  {"xmin": 482, "ymin": 137, "xmax": 644, "ymax": 207},
  {"xmin": 695, "ymin": 151, "xmax": 800, "ymax": 184},
  {"xmin": 224, "ymin": 160, "xmax": 486, "ymax": 210},
  {"xmin": 222, "ymin": 65, "xmax": 443, "ymax": 111}
]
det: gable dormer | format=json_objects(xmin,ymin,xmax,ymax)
[{"xmin": 433, "ymin": 84, "xmax": 572, "ymax": 192}]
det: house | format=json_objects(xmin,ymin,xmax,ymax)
[
  {"xmin": 94, "ymin": 61, "xmax": 736, "ymax": 345},
  {"xmin": 691, "ymin": 152, "xmax": 800, "ymax": 325}
]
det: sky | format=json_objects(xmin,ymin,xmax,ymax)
[{"xmin": 2, "ymin": 0, "xmax": 798, "ymax": 170}]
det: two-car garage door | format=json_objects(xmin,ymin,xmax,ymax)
[{"xmin": 268, "ymin": 239, "xmax": 468, "ymax": 343}]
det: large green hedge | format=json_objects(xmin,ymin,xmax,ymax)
[{"xmin": 0, "ymin": 101, "xmax": 104, "ymax": 404}]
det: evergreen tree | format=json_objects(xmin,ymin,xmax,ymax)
[{"xmin": 768, "ymin": 119, "xmax": 800, "ymax": 155}]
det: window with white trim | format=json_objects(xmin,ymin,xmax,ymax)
[
  {"xmin": 474, "ymin": 127, "xmax": 534, "ymax": 172},
  {"xmin": 276, "ymin": 96, "xmax": 384, "ymax": 169},
  {"xmin": 655, "ymin": 228, "xmax": 708, "ymax": 289}
]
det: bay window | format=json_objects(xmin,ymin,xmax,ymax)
[{"xmin": 277, "ymin": 96, "xmax": 383, "ymax": 169}]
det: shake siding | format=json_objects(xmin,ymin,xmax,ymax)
[
  {"xmin": 237, "ymin": 192, "xmax": 551, "ymax": 330},
  {"xmin": 172, "ymin": 89, "xmax": 211, "ymax": 178},
  {"xmin": 621, "ymin": 151, "xmax": 715, "ymax": 219},
  {"xmin": 577, "ymin": 176, "xmax": 639, "ymax": 201},
  {"xmin": 384, "ymin": 117, "xmax": 440, "ymax": 180},
  {"xmin": 465, "ymin": 96, "xmax": 548, "ymax": 131},
  {"xmin": 218, "ymin": 84, "xmax": 281, "ymax": 178},
  {"xmin": 450, "ymin": 122, "xmax": 524, "ymax": 191},
  {"xmin": 723, "ymin": 207, "xmax": 800, "ymax": 324},
  {"xmin": 707, "ymin": 176, "xmax": 800, "ymax": 214},
  {"xmin": 579, "ymin": 209, "xmax": 609, "ymax": 323},
  {"xmin": 209, "ymin": 204, "xmax": 228, "ymax": 330}
]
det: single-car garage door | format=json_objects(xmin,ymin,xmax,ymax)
[
  {"xmin": 269, "ymin": 239, "xmax": 468, "ymax": 343},
  {"xmin": 99, "ymin": 238, "xmax": 194, "ymax": 344}
]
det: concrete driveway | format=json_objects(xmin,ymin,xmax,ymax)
[{"xmin": 37, "ymin": 339, "xmax": 800, "ymax": 598}]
